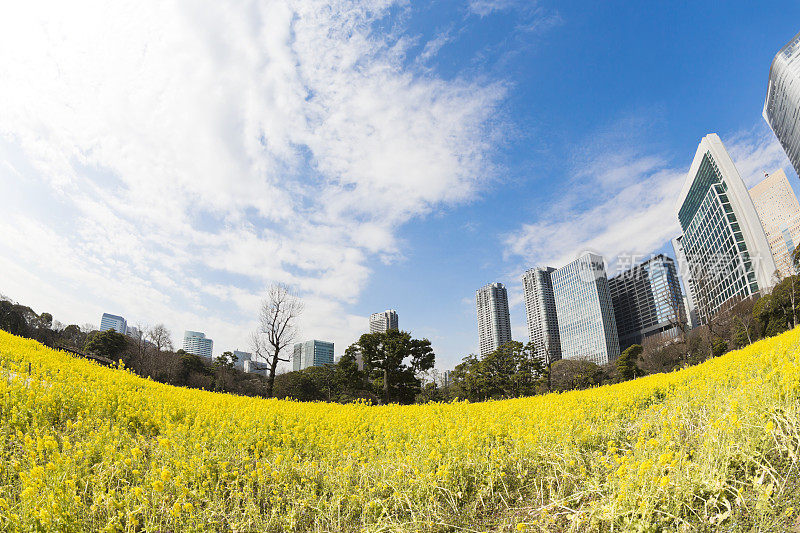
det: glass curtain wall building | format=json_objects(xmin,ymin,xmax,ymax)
[
  {"xmin": 674, "ymin": 134, "xmax": 776, "ymax": 323},
  {"xmin": 609, "ymin": 255, "xmax": 687, "ymax": 351},
  {"xmin": 764, "ymin": 30, "xmax": 800, "ymax": 177},
  {"xmin": 521, "ymin": 267, "xmax": 561, "ymax": 364},
  {"xmin": 475, "ymin": 282, "xmax": 512, "ymax": 356},
  {"xmin": 293, "ymin": 340, "xmax": 335, "ymax": 371},
  {"xmin": 551, "ymin": 253, "xmax": 620, "ymax": 365}
]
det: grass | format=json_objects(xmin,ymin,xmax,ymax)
[{"xmin": 0, "ymin": 328, "xmax": 799, "ymax": 531}]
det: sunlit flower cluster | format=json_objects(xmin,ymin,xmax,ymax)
[{"xmin": 0, "ymin": 329, "xmax": 798, "ymax": 531}]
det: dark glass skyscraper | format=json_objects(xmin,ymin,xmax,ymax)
[{"xmin": 608, "ymin": 254, "xmax": 687, "ymax": 351}]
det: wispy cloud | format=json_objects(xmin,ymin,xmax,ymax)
[
  {"xmin": 0, "ymin": 0, "xmax": 505, "ymax": 356},
  {"xmin": 467, "ymin": 0, "xmax": 519, "ymax": 17},
  {"xmin": 504, "ymin": 123, "xmax": 792, "ymax": 275}
]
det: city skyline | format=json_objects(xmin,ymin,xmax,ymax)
[{"xmin": 2, "ymin": 4, "xmax": 800, "ymax": 370}]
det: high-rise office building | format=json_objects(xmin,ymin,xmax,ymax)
[
  {"xmin": 369, "ymin": 310, "xmax": 399, "ymax": 334},
  {"xmin": 609, "ymin": 255, "xmax": 687, "ymax": 352},
  {"xmin": 674, "ymin": 134, "xmax": 776, "ymax": 323},
  {"xmin": 749, "ymin": 168, "xmax": 800, "ymax": 278},
  {"xmin": 764, "ymin": 30, "xmax": 800, "ymax": 176},
  {"xmin": 100, "ymin": 313, "xmax": 127, "ymax": 334},
  {"xmin": 475, "ymin": 282, "xmax": 512, "ymax": 356},
  {"xmin": 293, "ymin": 340, "xmax": 335, "ymax": 371},
  {"xmin": 521, "ymin": 267, "xmax": 561, "ymax": 364},
  {"xmin": 552, "ymin": 253, "xmax": 620, "ymax": 365},
  {"xmin": 232, "ymin": 350, "xmax": 252, "ymax": 371},
  {"xmin": 243, "ymin": 360, "xmax": 268, "ymax": 376},
  {"xmin": 671, "ymin": 235, "xmax": 699, "ymax": 329},
  {"xmin": 182, "ymin": 330, "xmax": 214, "ymax": 359}
]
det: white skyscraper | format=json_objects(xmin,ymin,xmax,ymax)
[
  {"xmin": 475, "ymin": 282, "xmax": 512, "ymax": 356},
  {"xmin": 100, "ymin": 313, "xmax": 127, "ymax": 334},
  {"xmin": 764, "ymin": 30, "xmax": 800, "ymax": 176},
  {"xmin": 182, "ymin": 330, "xmax": 214, "ymax": 359},
  {"xmin": 369, "ymin": 310, "xmax": 398, "ymax": 334},
  {"xmin": 749, "ymin": 168, "xmax": 800, "ymax": 278},
  {"xmin": 674, "ymin": 134, "xmax": 776, "ymax": 323},
  {"xmin": 551, "ymin": 253, "xmax": 620, "ymax": 365},
  {"xmin": 521, "ymin": 267, "xmax": 561, "ymax": 364}
]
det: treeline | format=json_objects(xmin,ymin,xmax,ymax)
[
  {"xmin": 435, "ymin": 273, "xmax": 800, "ymax": 403},
  {"xmin": 0, "ymin": 296, "xmax": 269, "ymax": 397},
  {"xmin": 3, "ymin": 271, "xmax": 798, "ymax": 405},
  {"xmin": 0, "ymin": 296, "xmax": 436, "ymax": 404}
]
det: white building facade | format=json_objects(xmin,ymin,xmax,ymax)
[
  {"xmin": 749, "ymin": 168, "xmax": 800, "ymax": 278},
  {"xmin": 551, "ymin": 253, "xmax": 620, "ymax": 365},
  {"xmin": 475, "ymin": 282, "xmax": 512, "ymax": 356},
  {"xmin": 764, "ymin": 30, "xmax": 800, "ymax": 177},
  {"xmin": 521, "ymin": 267, "xmax": 561, "ymax": 364},
  {"xmin": 674, "ymin": 134, "xmax": 776, "ymax": 323},
  {"xmin": 369, "ymin": 310, "xmax": 399, "ymax": 334},
  {"xmin": 182, "ymin": 330, "xmax": 214, "ymax": 359}
]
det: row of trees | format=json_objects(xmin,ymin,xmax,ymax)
[{"xmin": 0, "ymin": 285, "xmax": 437, "ymax": 404}]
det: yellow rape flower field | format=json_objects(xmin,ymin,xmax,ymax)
[{"xmin": 1, "ymin": 329, "xmax": 800, "ymax": 532}]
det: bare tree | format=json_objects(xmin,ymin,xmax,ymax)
[
  {"xmin": 250, "ymin": 284, "xmax": 303, "ymax": 398},
  {"xmin": 131, "ymin": 322, "xmax": 150, "ymax": 358},
  {"xmin": 147, "ymin": 324, "xmax": 173, "ymax": 352}
]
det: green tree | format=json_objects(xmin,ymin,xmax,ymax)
[
  {"xmin": 351, "ymin": 329, "xmax": 434, "ymax": 404},
  {"xmin": 179, "ymin": 349, "xmax": 208, "ymax": 383},
  {"xmin": 83, "ymin": 329, "xmax": 128, "ymax": 360},
  {"xmin": 334, "ymin": 348, "xmax": 367, "ymax": 401},
  {"xmin": 0, "ymin": 301, "xmax": 28, "ymax": 337},
  {"xmin": 213, "ymin": 351, "xmax": 237, "ymax": 370},
  {"xmin": 449, "ymin": 342, "xmax": 546, "ymax": 401},
  {"xmin": 616, "ymin": 344, "xmax": 643, "ymax": 381}
]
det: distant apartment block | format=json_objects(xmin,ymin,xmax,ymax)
[
  {"xmin": 674, "ymin": 134, "xmax": 776, "ymax": 323},
  {"xmin": 183, "ymin": 330, "xmax": 213, "ymax": 359},
  {"xmin": 475, "ymin": 282, "xmax": 512, "ymax": 356},
  {"xmin": 609, "ymin": 255, "xmax": 687, "ymax": 352},
  {"xmin": 100, "ymin": 313, "xmax": 127, "ymax": 334},
  {"xmin": 749, "ymin": 168, "xmax": 800, "ymax": 278},
  {"xmin": 764, "ymin": 30, "xmax": 800, "ymax": 177},
  {"xmin": 521, "ymin": 267, "xmax": 561, "ymax": 364},
  {"xmin": 293, "ymin": 340, "xmax": 335, "ymax": 371},
  {"xmin": 369, "ymin": 310, "xmax": 399, "ymax": 334},
  {"xmin": 552, "ymin": 253, "xmax": 620, "ymax": 365}
]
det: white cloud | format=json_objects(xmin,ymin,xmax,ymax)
[
  {"xmin": 0, "ymin": 0, "xmax": 504, "ymax": 356},
  {"xmin": 468, "ymin": 0, "xmax": 518, "ymax": 17},
  {"xmin": 504, "ymin": 125, "xmax": 792, "ymax": 276}
]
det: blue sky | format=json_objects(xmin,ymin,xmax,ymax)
[{"xmin": 1, "ymin": 0, "xmax": 799, "ymax": 370}]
